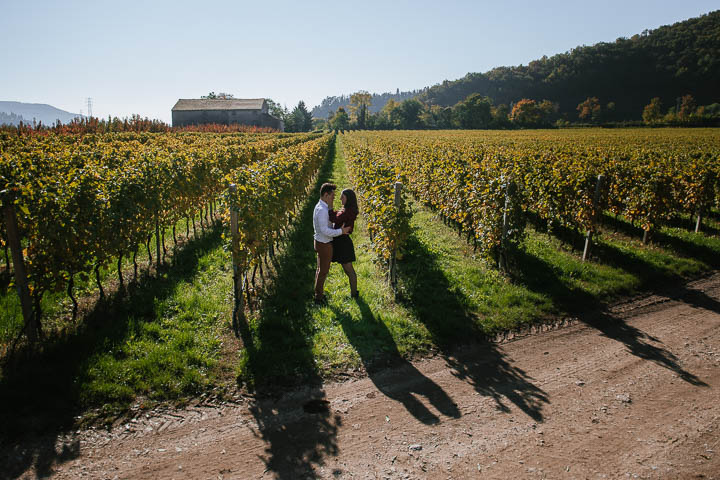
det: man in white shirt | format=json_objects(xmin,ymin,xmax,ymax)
[{"xmin": 313, "ymin": 183, "xmax": 351, "ymax": 304}]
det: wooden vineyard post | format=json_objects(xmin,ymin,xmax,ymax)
[
  {"xmin": 1, "ymin": 196, "xmax": 37, "ymax": 342},
  {"xmin": 389, "ymin": 182, "xmax": 402, "ymax": 288},
  {"xmin": 229, "ymin": 185, "xmax": 245, "ymax": 331},
  {"xmin": 155, "ymin": 216, "xmax": 161, "ymax": 270},
  {"xmin": 695, "ymin": 208, "xmax": 702, "ymax": 234},
  {"xmin": 498, "ymin": 179, "xmax": 513, "ymax": 272},
  {"xmin": 582, "ymin": 174, "xmax": 605, "ymax": 262}
]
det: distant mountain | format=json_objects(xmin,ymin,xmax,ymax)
[
  {"xmin": 0, "ymin": 101, "xmax": 83, "ymax": 125},
  {"xmin": 418, "ymin": 10, "xmax": 720, "ymax": 120},
  {"xmin": 312, "ymin": 89, "xmax": 426, "ymax": 119}
]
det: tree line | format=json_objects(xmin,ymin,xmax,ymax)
[
  {"xmin": 319, "ymin": 91, "xmax": 720, "ymax": 131},
  {"xmin": 0, "ymin": 111, "xmax": 28, "ymax": 126},
  {"xmin": 310, "ymin": 88, "xmax": 426, "ymax": 119}
]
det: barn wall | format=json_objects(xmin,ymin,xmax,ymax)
[{"xmin": 172, "ymin": 109, "xmax": 283, "ymax": 130}]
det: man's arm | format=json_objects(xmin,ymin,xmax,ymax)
[{"xmin": 317, "ymin": 207, "xmax": 343, "ymax": 238}]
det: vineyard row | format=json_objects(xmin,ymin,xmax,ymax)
[
  {"xmin": 0, "ymin": 131, "xmax": 330, "ymax": 340},
  {"xmin": 341, "ymin": 130, "xmax": 720, "ymax": 266}
]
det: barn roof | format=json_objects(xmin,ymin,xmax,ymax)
[{"xmin": 172, "ymin": 98, "xmax": 266, "ymax": 111}]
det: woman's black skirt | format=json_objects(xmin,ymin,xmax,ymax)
[{"xmin": 332, "ymin": 234, "xmax": 356, "ymax": 264}]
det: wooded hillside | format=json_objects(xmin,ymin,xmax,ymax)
[{"xmin": 419, "ymin": 10, "xmax": 720, "ymax": 120}]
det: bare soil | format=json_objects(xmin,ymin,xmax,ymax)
[{"xmin": 3, "ymin": 273, "xmax": 720, "ymax": 479}]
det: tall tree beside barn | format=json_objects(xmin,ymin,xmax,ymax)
[
  {"xmin": 286, "ymin": 101, "xmax": 313, "ymax": 132},
  {"xmin": 266, "ymin": 99, "xmax": 286, "ymax": 120}
]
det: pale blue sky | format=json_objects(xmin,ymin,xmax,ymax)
[{"xmin": 1, "ymin": 0, "xmax": 717, "ymax": 123}]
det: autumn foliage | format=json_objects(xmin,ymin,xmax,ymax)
[{"xmin": 0, "ymin": 116, "xmax": 279, "ymax": 137}]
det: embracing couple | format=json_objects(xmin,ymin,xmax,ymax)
[{"xmin": 312, "ymin": 182, "xmax": 359, "ymax": 305}]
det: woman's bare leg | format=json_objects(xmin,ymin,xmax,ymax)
[{"xmin": 341, "ymin": 262, "xmax": 357, "ymax": 296}]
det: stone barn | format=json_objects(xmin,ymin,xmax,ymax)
[{"xmin": 171, "ymin": 98, "xmax": 284, "ymax": 130}]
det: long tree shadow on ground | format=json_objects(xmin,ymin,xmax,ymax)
[
  {"xmin": 663, "ymin": 214, "xmax": 720, "ymax": 237},
  {"xmin": 525, "ymin": 209, "xmax": 720, "ymax": 297},
  {"xmin": 331, "ymin": 298, "xmax": 461, "ymax": 425},
  {"xmin": 527, "ymin": 210, "xmax": 720, "ymax": 276},
  {"xmin": 231, "ymin": 143, "xmax": 339, "ymax": 479},
  {"xmin": 397, "ymin": 229, "xmax": 548, "ymax": 422},
  {"xmin": 599, "ymin": 213, "xmax": 720, "ymax": 270},
  {"xmin": 0, "ymin": 224, "xmax": 226, "ymax": 480},
  {"xmin": 583, "ymin": 310, "xmax": 709, "ymax": 387},
  {"xmin": 510, "ymin": 246, "xmax": 709, "ymax": 388},
  {"xmin": 525, "ymin": 213, "xmax": 720, "ymax": 321}
]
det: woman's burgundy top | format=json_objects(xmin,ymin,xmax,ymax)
[{"xmin": 329, "ymin": 208, "xmax": 357, "ymax": 234}]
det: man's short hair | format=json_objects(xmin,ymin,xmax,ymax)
[{"xmin": 320, "ymin": 183, "xmax": 337, "ymax": 196}]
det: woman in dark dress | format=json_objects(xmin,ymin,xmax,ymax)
[{"xmin": 330, "ymin": 188, "xmax": 359, "ymax": 298}]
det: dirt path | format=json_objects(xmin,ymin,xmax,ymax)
[{"xmin": 5, "ymin": 274, "xmax": 720, "ymax": 479}]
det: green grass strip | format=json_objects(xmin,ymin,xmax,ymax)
[
  {"xmin": 0, "ymin": 226, "xmax": 233, "ymax": 434},
  {"xmin": 234, "ymin": 137, "xmax": 433, "ymax": 389}
]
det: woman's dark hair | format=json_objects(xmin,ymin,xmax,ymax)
[{"xmin": 341, "ymin": 188, "xmax": 359, "ymax": 214}]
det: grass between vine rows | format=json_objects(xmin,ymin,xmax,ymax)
[
  {"xmin": 0, "ymin": 217, "xmax": 235, "ymax": 434},
  {"xmin": 2, "ymin": 134, "xmax": 720, "ymax": 436}
]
